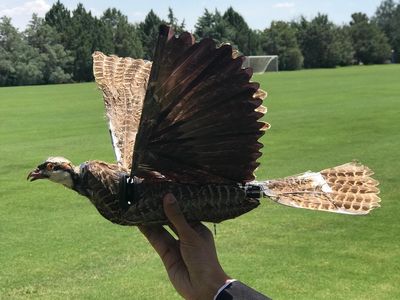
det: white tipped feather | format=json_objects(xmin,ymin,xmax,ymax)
[{"xmin": 297, "ymin": 172, "xmax": 333, "ymax": 193}]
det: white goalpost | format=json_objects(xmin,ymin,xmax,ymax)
[{"xmin": 242, "ymin": 55, "xmax": 279, "ymax": 73}]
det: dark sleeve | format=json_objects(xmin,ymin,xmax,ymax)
[{"xmin": 216, "ymin": 281, "xmax": 271, "ymax": 300}]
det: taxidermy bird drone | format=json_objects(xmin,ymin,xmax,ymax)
[{"xmin": 28, "ymin": 25, "xmax": 380, "ymax": 225}]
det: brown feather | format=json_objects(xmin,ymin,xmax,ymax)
[
  {"xmin": 320, "ymin": 162, "xmax": 381, "ymax": 214},
  {"xmin": 92, "ymin": 51, "xmax": 152, "ymax": 170},
  {"xmin": 131, "ymin": 25, "xmax": 268, "ymax": 183},
  {"xmin": 76, "ymin": 161, "xmax": 259, "ymax": 225},
  {"xmin": 82, "ymin": 161, "xmax": 129, "ymax": 224},
  {"xmin": 264, "ymin": 161, "xmax": 380, "ymax": 214}
]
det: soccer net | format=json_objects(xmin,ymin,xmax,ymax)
[{"xmin": 242, "ymin": 55, "xmax": 279, "ymax": 73}]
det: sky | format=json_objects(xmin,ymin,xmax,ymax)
[{"xmin": 0, "ymin": 0, "xmax": 386, "ymax": 31}]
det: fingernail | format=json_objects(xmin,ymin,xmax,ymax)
[{"xmin": 165, "ymin": 193, "xmax": 176, "ymax": 204}]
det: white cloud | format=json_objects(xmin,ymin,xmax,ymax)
[
  {"xmin": 273, "ymin": 2, "xmax": 295, "ymax": 9},
  {"xmin": 0, "ymin": 0, "xmax": 51, "ymax": 18}
]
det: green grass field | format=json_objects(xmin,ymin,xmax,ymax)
[{"xmin": 1, "ymin": 65, "xmax": 399, "ymax": 299}]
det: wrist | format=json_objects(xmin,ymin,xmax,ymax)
[
  {"xmin": 213, "ymin": 278, "xmax": 237, "ymax": 300},
  {"xmin": 201, "ymin": 271, "xmax": 230, "ymax": 300}
]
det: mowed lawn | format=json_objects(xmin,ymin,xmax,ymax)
[{"xmin": 1, "ymin": 65, "xmax": 399, "ymax": 299}]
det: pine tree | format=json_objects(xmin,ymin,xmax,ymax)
[
  {"xmin": 223, "ymin": 7, "xmax": 252, "ymax": 54},
  {"xmin": 101, "ymin": 8, "xmax": 143, "ymax": 58},
  {"xmin": 138, "ymin": 10, "xmax": 163, "ymax": 60},
  {"xmin": 167, "ymin": 7, "xmax": 185, "ymax": 35},
  {"xmin": 194, "ymin": 9, "xmax": 233, "ymax": 45},
  {"xmin": 68, "ymin": 4, "xmax": 98, "ymax": 81},
  {"xmin": 44, "ymin": 1, "xmax": 71, "ymax": 47}
]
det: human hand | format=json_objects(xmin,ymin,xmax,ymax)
[{"xmin": 139, "ymin": 193, "xmax": 230, "ymax": 300}]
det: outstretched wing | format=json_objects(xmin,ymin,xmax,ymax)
[
  {"xmin": 131, "ymin": 25, "xmax": 269, "ymax": 183},
  {"xmin": 264, "ymin": 161, "xmax": 381, "ymax": 215},
  {"xmin": 93, "ymin": 51, "xmax": 152, "ymax": 170}
]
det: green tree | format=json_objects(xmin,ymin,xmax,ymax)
[
  {"xmin": 138, "ymin": 10, "xmax": 163, "ymax": 60},
  {"xmin": 374, "ymin": 0, "xmax": 400, "ymax": 62},
  {"xmin": 194, "ymin": 9, "xmax": 233, "ymax": 45},
  {"xmin": 0, "ymin": 17, "xmax": 18, "ymax": 85},
  {"xmin": 349, "ymin": 12, "xmax": 391, "ymax": 64},
  {"xmin": 167, "ymin": 7, "xmax": 185, "ymax": 35},
  {"xmin": 0, "ymin": 16, "xmax": 43, "ymax": 86},
  {"xmin": 0, "ymin": 46, "xmax": 13, "ymax": 85},
  {"xmin": 25, "ymin": 14, "xmax": 73, "ymax": 83},
  {"xmin": 247, "ymin": 29, "xmax": 264, "ymax": 55},
  {"xmin": 334, "ymin": 26, "xmax": 354, "ymax": 66},
  {"xmin": 92, "ymin": 16, "xmax": 114, "ymax": 55},
  {"xmin": 294, "ymin": 14, "xmax": 343, "ymax": 68},
  {"xmin": 44, "ymin": 0, "xmax": 71, "ymax": 47},
  {"xmin": 262, "ymin": 21, "xmax": 303, "ymax": 70},
  {"xmin": 222, "ymin": 7, "xmax": 252, "ymax": 54},
  {"xmin": 68, "ymin": 4, "xmax": 97, "ymax": 81},
  {"xmin": 101, "ymin": 8, "xmax": 143, "ymax": 58}
]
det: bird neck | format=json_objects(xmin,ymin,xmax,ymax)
[
  {"xmin": 71, "ymin": 165, "xmax": 82, "ymax": 185},
  {"xmin": 71, "ymin": 163, "xmax": 91, "ymax": 197}
]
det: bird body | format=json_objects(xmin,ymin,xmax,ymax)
[
  {"xmin": 28, "ymin": 25, "xmax": 381, "ymax": 226},
  {"xmin": 28, "ymin": 157, "xmax": 260, "ymax": 225},
  {"xmin": 28, "ymin": 158, "xmax": 379, "ymax": 225}
]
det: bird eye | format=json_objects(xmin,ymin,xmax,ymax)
[{"xmin": 47, "ymin": 163, "xmax": 54, "ymax": 171}]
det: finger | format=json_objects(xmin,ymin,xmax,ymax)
[
  {"xmin": 188, "ymin": 222, "xmax": 214, "ymax": 242},
  {"xmin": 138, "ymin": 225, "xmax": 177, "ymax": 257},
  {"xmin": 163, "ymin": 193, "xmax": 196, "ymax": 241},
  {"xmin": 191, "ymin": 222, "xmax": 211, "ymax": 235}
]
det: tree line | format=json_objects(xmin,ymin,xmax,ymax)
[{"xmin": 0, "ymin": 0, "xmax": 399, "ymax": 86}]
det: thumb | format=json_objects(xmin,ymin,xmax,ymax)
[{"xmin": 163, "ymin": 193, "xmax": 196, "ymax": 241}]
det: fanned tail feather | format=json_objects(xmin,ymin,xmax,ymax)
[{"xmin": 261, "ymin": 161, "xmax": 380, "ymax": 215}]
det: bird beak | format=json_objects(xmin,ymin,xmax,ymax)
[{"xmin": 27, "ymin": 168, "xmax": 47, "ymax": 181}]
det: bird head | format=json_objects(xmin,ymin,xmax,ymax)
[{"xmin": 27, "ymin": 157, "xmax": 77, "ymax": 189}]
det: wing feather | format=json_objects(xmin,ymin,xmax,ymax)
[
  {"xmin": 92, "ymin": 51, "xmax": 152, "ymax": 170},
  {"xmin": 131, "ymin": 25, "xmax": 268, "ymax": 183}
]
